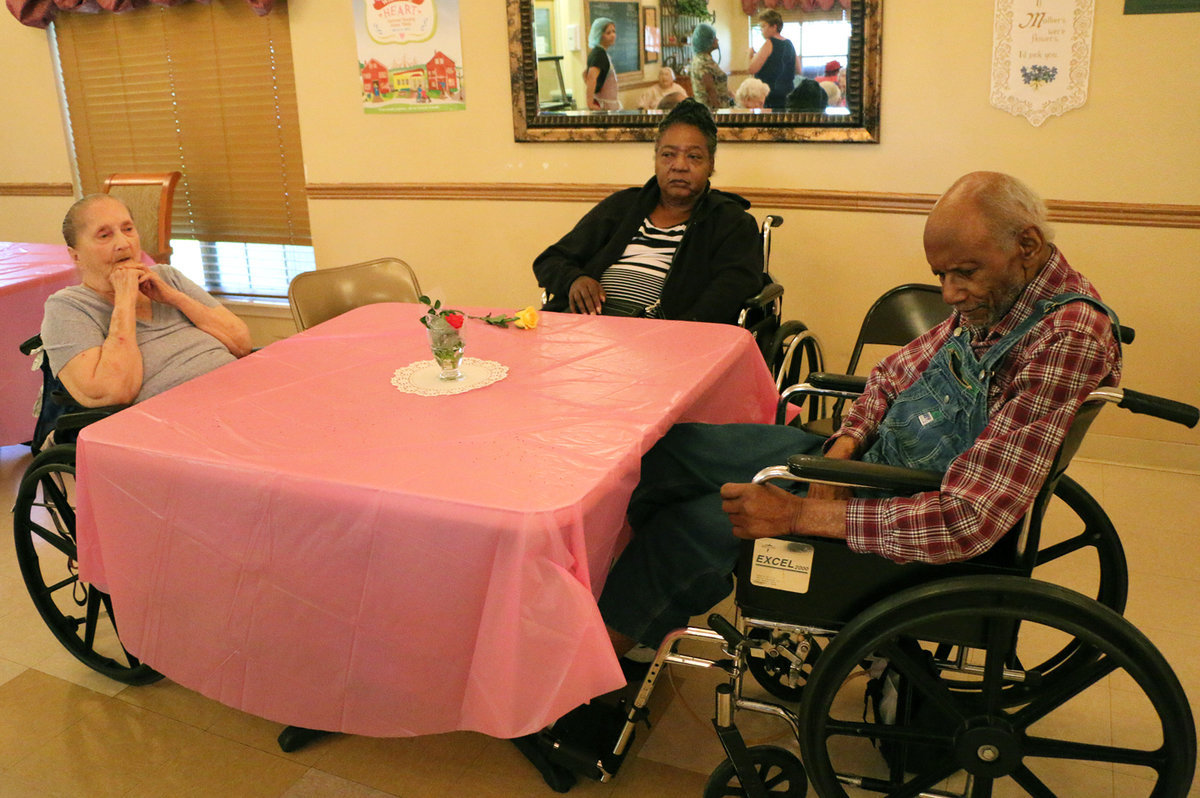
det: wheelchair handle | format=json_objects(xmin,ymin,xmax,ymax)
[
  {"xmin": 707, "ymin": 614, "xmax": 746, "ymax": 649},
  {"xmin": 1110, "ymin": 387, "xmax": 1199, "ymax": 428}
]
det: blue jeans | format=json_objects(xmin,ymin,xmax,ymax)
[{"xmin": 597, "ymin": 423, "xmax": 825, "ymax": 647}]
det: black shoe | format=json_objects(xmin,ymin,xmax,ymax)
[{"xmin": 511, "ymin": 733, "xmax": 577, "ymax": 793}]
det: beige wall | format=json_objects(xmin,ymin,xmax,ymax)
[{"xmin": 1, "ymin": 2, "xmax": 1197, "ymax": 456}]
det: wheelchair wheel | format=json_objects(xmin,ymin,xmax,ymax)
[
  {"xmin": 1035, "ymin": 474, "xmax": 1127, "ymax": 613},
  {"xmin": 704, "ymin": 745, "xmax": 807, "ymax": 798},
  {"xmin": 746, "ymin": 627, "xmax": 821, "ymax": 703},
  {"xmin": 12, "ymin": 444, "xmax": 162, "ymax": 685},
  {"xmin": 769, "ymin": 320, "xmax": 822, "ymax": 393},
  {"xmin": 797, "ymin": 576, "xmax": 1195, "ymax": 798}
]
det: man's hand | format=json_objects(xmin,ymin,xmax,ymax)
[
  {"xmin": 721, "ymin": 482, "xmax": 797, "ymax": 540},
  {"xmin": 722, "ymin": 481, "xmax": 851, "ymax": 542},
  {"xmin": 569, "ymin": 275, "xmax": 606, "ymax": 315}
]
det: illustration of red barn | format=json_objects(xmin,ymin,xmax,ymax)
[
  {"xmin": 361, "ymin": 58, "xmax": 389, "ymax": 96},
  {"xmin": 426, "ymin": 51, "xmax": 459, "ymax": 95}
]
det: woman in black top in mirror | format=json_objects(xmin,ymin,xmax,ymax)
[
  {"xmin": 585, "ymin": 17, "xmax": 620, "ymax": 111},
  {"xmin": 748, "ymin": 9, "xmax": 800, "ymax": 111},
  {"xmin": 532, "ymin": 100, "xmax": 763, "ymax": 323}
]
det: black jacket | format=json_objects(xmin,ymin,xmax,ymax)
[{"xmin": 533, "ymin": 177, "xmax": 763, "ymax": 323}]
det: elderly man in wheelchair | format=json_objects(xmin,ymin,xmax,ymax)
[{"xmin": 519, "ymin": 172, "xmax": 1198, "ymax": 796}]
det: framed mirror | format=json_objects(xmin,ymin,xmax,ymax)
[{"xmin": 508, "ymin": 0, "xmax": 881, "ymax": 143}]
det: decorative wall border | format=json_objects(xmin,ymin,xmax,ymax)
[
  {"xmin": 306, "ymin": 183, "xmax": 1200, "ymax": 230},
  {"xmin": 0, "ymin": 182, "xmax": 74, "ymax": 197}
]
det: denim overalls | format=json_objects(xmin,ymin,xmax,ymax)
[{"xmin": 860, "ymin": 293, "xmax": 1117, "ymax": 473}]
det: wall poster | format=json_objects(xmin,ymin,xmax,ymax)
[
  {"xmin": 354, "ymin": 0, "xmax": 466, "ymax": 114},
  {"xmin": 1124, "ymin": 0, "xmax": 1200, "ymax": 12},
  {"xmin": 990, "ymin": 0, "xmax": 1094, "ymax": 126}
]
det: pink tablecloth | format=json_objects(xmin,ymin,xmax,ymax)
[
  {"xmin": 75, "ymin": 303, "xmax": 779, "ymax": 738},
  {"xmin": 0, "ymin": 243, "xmax": 77, "ymax": 446}
]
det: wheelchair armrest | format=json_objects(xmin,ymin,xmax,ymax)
[
  {"xmin": 805, "ymin": 372, "xmax": 868, "ymax": 393},
  {"xmin": 20, "ymin": 334, "xmax": 42, "ymax": 356},
  {"xmin": 742, "ymin": 281, "xmax": 784, "ymax": 310},
  {"xmin": 786, "ymin": 453, "xmax": 944, "ymax": 493},
  {"xmin": 776, "ymin": 374, "xmax": 867, "ymax": 425},
  {"xmin": 55, "ymin": 405, "xmax": 126, "ymax": 435}
]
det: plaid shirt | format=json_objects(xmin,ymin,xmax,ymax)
[{"xmin": 830, "ymin": 248, "xmax": 1122, "ymax": 563}]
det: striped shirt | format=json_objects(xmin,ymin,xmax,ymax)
[
  {"xmin": 831, "ymin": 248, "xmax": 1122, "ymax": 564},
  {"xmin": 600, "ymin": 218, "xmax": 685, "ymax": 318}
]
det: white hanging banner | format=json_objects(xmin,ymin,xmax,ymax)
[{"xmin": 990, "ymin": 0, "xmax": 1095, "ymax": 126}]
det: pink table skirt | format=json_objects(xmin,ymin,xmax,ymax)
[
  {"xmin": 0, "ymin": 243, "xmax": 77, "ymax": 446},
  {"xmin": 76, "ymin": 304, "xmax": 779, "ymax": 738}
]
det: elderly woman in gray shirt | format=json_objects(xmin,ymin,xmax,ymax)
[{"xmin": 41, "ymin": 194, "xmax": 251, "ymax": 407}]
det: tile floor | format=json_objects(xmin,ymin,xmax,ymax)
[{"xmin": 1, "ymin": 442, "xmax": 1197, "ymax": 797}]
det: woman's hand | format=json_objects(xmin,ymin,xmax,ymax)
[
  {"xmin": 109, "ymin": 265, "xmax": 143, "ymax": 306},
  {"xmin": 569, "ymin": 276, "xmax": 606, "ymax": 314},
  {"xmin": 132, "ymin": 265, "xmax": 180, "ymax": 305}
]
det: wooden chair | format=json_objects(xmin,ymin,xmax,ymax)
[
  {"xmin": 102, "ymin": 172, "xmax": 182, "ymax": 264},
  {"xmin": 287, "ymin": 257, "xmax": 422, "ymax": 331}
]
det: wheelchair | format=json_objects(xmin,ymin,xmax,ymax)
[
  {"xmin": 526, "ymin": 379, "xmax": 1199, "ymax": 797},
  {"xmin": 11, "ymin": 335, "xmax": 159, "ymax": 685},
  {"xmin": 738, "ymin": 215, "xmax": 824, "ymax": 387}
]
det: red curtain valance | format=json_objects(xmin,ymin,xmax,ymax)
[
  {"xmin": 8, "ymin": 0, "xmax": 275, "ymax": 29},
  {"xmin": 741, "ymin": 0, "xmax": 851, "ymax": 12}
]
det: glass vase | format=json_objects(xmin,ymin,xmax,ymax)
[{"xmin": 426, "ymin": 318, "xmax": 464, "ymax": 381}]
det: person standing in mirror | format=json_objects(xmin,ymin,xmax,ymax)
[
  {"xmin": 748, "ymin": 10, "xmax": 800, "ymax": 111},
  {"xmin": 585, "ymin": 17, "xmax": 621, "ymax": 111},
  {"xmin": 532, "ymin": 99, "xmax": 761, "ymax": 323},
  {"xmin": 688, "ymin": 23, "xmax": 732, "ymax": 112}
]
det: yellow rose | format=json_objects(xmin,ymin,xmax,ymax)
[{"xmin": 514, "ymin": 306, "xmax": 539, "ymax": 329}]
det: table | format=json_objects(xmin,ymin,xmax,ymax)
[
  {"xmin": 75, "ymin": 303, "xmax": 780, "ymax": 738},
  {"xmin": 0, "ymin": 243, "xmax": 77, "ymax": 446}
]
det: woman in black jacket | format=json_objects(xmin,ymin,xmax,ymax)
[{"xmin": 532, "ymin": 100, "xmax": 762, "ymax": 324}]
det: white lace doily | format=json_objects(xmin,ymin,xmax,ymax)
[{"xmin": 391, "ymin": 357, "xmax": 508, "ymax": 396}]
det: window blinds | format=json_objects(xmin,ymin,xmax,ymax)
[{"xmin": 55, "ymin": 0, "xmax": 310, "ymax": 248}]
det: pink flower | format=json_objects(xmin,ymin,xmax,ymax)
[{"xmin": 444, "ymin": 312, "xmax": 465, "ymax": 329}]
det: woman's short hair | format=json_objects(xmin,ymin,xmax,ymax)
[
  {"xmin": 735, "ymin": 78, "xmax": 770, "ymax": 108},
  {"xmin": 757, "ymin": 9, "xmax": 783, "ymax": 30},
  {"xmin": 690, "ymin": 23, "xmax": 717, "ymax": 54},
  {"xmin": 62, "ymin": 194, "xmax": 124, "ymax": 248},
  {"xmin": 588, "ymin": 17, "xmax": 614, "ymax": 49},
  {"xmin": 656, "ymin": 98, "xmax": 718, "ymax": 158}
]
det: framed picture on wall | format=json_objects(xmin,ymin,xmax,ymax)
[
  {"xmin": 1124, "ymin": 0, "xmax": 1200, "ymax": 12},
  {"xmin": 643, "ymin": 7, "xmax": 660, "ymax": 64}
]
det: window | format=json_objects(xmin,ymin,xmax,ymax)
[{"xmin": 53, "ymin": 0, "xmax": 312, "ymax": 299}]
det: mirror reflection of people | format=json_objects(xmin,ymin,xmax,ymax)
[
  {"xmin": 533, "ymin": 99, "xmax": 761, "ymax": 323},
  {"xmin": 816, "ymin": 60, "xmax": 844, "ymax": 107},
  {"xmin": 657, "ymin": 93, "xmax": 684, "ymax": 112},
  {"xmin": 688, "ymin": 23, "xmax": 732, "ymax": 111},
  {"xmin": 42, "ymin": 194, "xmax": 252, "ymax": 407},
  {"xmin": 585, "ymin": 18, "xmax": 621, "ymax": 111},
  {"xmin": 637, "ymin": 67, "xmax": 687, "ymax": 111},
  {"xmin": 786, "ymin": 78, "xmax": 829, "ymax": 112},
  {"xmin": 747, "ymin": 10, "xmax": 800, "ymax": 110},
  {"xmin": 735, "ymin": 77, "xmax": 770, "ymax": 110}
]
